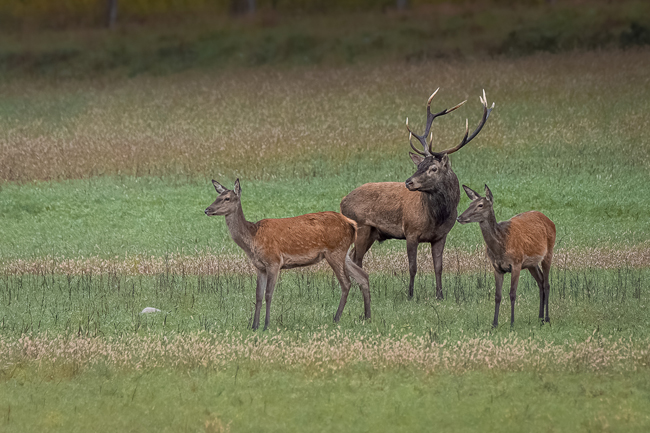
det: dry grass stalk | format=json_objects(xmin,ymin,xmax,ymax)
[
  {"xmin": 2, "ymin": 331, "xmax": 648, "ymax": 374},
  {"xmin": 2, "ymin": 244, "xmax": 649, "ymax": 276}
]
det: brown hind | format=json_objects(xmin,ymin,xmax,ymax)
[
  {"xmin": 457, "ymin": 184, "xmax": 556, "ymax": 327},
  {"xmin": 205, "ymin": 179, "xmax": 371, "ymax": 330}
]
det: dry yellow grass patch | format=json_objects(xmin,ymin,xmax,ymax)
[
  {"xmin": 2, "ymin": 331, "xmax": 649, "ymax": 373},
  {"xmin": 2, "ymin": 244, "xmax": 649, "ymax": 276}
]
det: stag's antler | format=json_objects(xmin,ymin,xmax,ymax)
[
  {"xmin": 406, "ymin": 88, "xmax": 466, "ymax": 157},
  {"xmin": 434, "ymin": 89, "xmax": 495, "ymax": 156}
]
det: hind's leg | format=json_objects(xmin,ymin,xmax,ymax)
[
  {"xmin": 541, "ymin": 254, "xmax": 553, "ymax": 323},
  {"xmin": 345, "ymin": 254, "xmax": 371, "ymax": 320},
  {"xmin": 528, "ymin": 265, "xmax": 545, "ymax": 321},
  {"xmin": 327, "ymin": 252, "xmax": 353, "ymax": 322}
]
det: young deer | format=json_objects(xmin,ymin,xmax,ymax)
[
  {"xmin": 205, "ymin": 179, "xmax": 371, "ymax": 330},
  {"xmin": 341, "ymin": 89, "xmax": 494, "ymax": 300},
  {"xmin": 457, "ymin": 185, "xmax": 556, "ymax": 327}
]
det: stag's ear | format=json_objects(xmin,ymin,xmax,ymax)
[
  {"xmin": 440, "ymin": 153, "xmax": 451, "ymax": 169},
  {"xmin": 233, "ymin": 178, "xmax": 241, "ymax": 197},
  {"xmin": 484, "ymin": 184, "xmax": 493, "ymax": 202},
  {"xmin": 212, "ymin": 180, "xmax": 227, "ymax": 194},
  {"xmin": 463, "ymin": 185, "xmax": 481, "ymax": 201},
  {"xmin": 409, "ymin": 152, "xmax": 424, "ymax": 166}
]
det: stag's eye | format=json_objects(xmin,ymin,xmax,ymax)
[
  {"xmin": 224, "ymin": 197, "xmax": 230, "ymax": 202},
  {"xmin": 430, "ymin": 166, "xmax": 438, "ymax": 172},
  {"xmin": 477, "ymin": 203, "xmax": 483, "ymax": 208}
]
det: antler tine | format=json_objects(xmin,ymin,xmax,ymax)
[
  {"xmin": 406, "ymin": 89, "xmax": 466, "ymax": 157},
  {"xmin": 436, "ymin": 90, "xmax": 494, "ymax": 156},
  {"xmin": 409, "ymin": 132, "xmax": 427, "ymax": 156}
]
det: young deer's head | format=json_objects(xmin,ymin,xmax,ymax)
[
  {"xmin": 456, "ymin": 184, "xmax": 494, "ymax": 224},
  {"xmin": 205, "ymin": 179, "xmax": 241, "ymax": 216},
  {"xmin": 404, "ymin": 89, "xmax": 494, "ymax": 192}
]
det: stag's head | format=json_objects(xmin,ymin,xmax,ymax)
[
  {"xmin": 404, "ymin": 89, "xmax": 494, "ymax": 192},
  {"xmin": 205, "ymin": 179, "xmax": 241, "ymax": 216},
  {"xmin": 456, "ymin": 184, "xmax": 494, "ymax": 224}
]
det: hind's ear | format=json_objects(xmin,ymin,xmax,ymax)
[
  {"xmin": 484, "ymin": 184, "xmax": 493, "ymax": 202},
  {"xmin": 463, "ymin": 185, "xmax": 481, "ymax": 201},
  {"xmin": 212, "ymin": 180, "xmax": 227, "ymax": 194},
  {"xmin": 234, "ymin": 178, "xmax": 241, "ymax": 197}
]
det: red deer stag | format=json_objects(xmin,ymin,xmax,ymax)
[
  {"xmin": 457, "ymin": 185, "xmax": 556, "ymax": 327},
  {"xmin": 341, "ymin": 89, "xmax": 494, "ymax": 300},
  {"xmin": 205, "ymin": 179, "xmax": 371, "ymax": 330}
]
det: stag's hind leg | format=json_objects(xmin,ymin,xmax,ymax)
[
  {"xmin": 351, "ymin": 225, "xmax": 378, "ymax": 268},
  {"xmin": 431, "ymin": 236, "xmax": 447, "ymax": 300},
  {"xmin": 406, "ymin": 238, "xmax": 419, "ymax": 299}
]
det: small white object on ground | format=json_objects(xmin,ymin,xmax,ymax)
[{"xmin": 140, "ymin": 307, "xmax": 162, "ymax": 314}]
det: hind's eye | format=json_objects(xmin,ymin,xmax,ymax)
[
  {"xmin": 224, "ymin": 197, "xmax": 230, "ymax": 201},
  {"xmin": 478, "ymin": 204, "xmax": 483, "ymax": 208}
]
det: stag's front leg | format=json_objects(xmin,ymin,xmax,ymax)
[
  {"xmin": 509, "ymin": 265, "xmax": 521, "ymax": 327},
  {"xmin": 493, "ymin": 270, "xmax": 504, "ymax": 328},
  {"xmin": 431, "ymin": 237, "xmax": 446, "ymax": 300},
  {"xmin": 263, "ymin": 265, "xmax": 280, "ymax": 331},
  {"xmin": 252, "ymin": 270, "xmax": 267, "ymax": 330},
  {"xmin": 406, "ymin": 238, "xmax": 419, "ymax": 299}
]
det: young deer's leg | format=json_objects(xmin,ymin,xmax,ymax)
[
  {"xmin": 327, "ymin": 252, "xmax": 352, "ymax": 322},
  {"xmin": 345, "ymin": 254, "xmax": 371, "ymax": 320},
  {"xmin": 252, "ymin": 270, "xmax": 267, "ymax": 330},
  {"xmin": 351, "ymin": 225, "xmax": 377, "ymax": 268},
  {"xmin": 406, "ymin": 238, "xmax": 419, "ymax": 299},
  {"xmin": 263, "ymin": 265, "xmax": 281, "ymax": 331},
  {"xmin": 493, "ymin": 270, "xmax": 504, "ymax": 328},
  {"xmin": 541, "ymin": 254, "xmax": 553, "ymax": 323},
  {"xmin": 509, "ymin": 264, "xmax": 521, "ymax": 327},
  {"xmin": 431, "ymin": 236, "xmax": 447, "ymax": 300},
  {"xmin": 528, "ymin": 265, "xmax": 545, "ymax": 321}
]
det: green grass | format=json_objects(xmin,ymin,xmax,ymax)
[
  {"xmin": 1, "ymin": 268, "xmax": 648, "ymax": 340},
  {"xmin": 1, "ymin": 268, "xmax": 649, "ymax": 431},
  {"xmin": 1, "ymin": 44, "xmax": 650, "ymax": 431},
  {"xmin": 1, "ymin": 166, "xmax": 649, "ymax": 260},
  {"xmin": 2, "ymin": 367, "xmax": 649, "ymax": 432},
  {"xmin": 2, "ymin": 51, "xmax": 649, "ymax": 261}
]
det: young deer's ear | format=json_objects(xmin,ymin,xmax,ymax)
[
  {"xmin": 233, "ymin": 178, "xmax": 241, "ymax": 197},
  {"xmin": 484, "ymin": 184, "xmax": 494, "ymax": 202},
  {"xmin": 212, "ymin": 180, "xmax": 227, "ymax": 194},
  {"xmin": 440, "ymin": 153, "xmax": 451, "ymax": 169},
  {"xmin": 409, "ymin": 152, "xmax": 424, "ymax": 166},
  {"xmin": 463, "ymin": 185, "xmax": 481, "ymax": 201}
]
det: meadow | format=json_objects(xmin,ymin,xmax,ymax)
[{"xmin": 1, "ymin": 46, "xmax": 650, "ymax": 431}]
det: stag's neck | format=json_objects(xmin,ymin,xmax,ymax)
[
  {"xmin": 421, "ymin": 174, "xmax": 460, "ymax": 226},
  {"xmin": 478, "ymin": 211, "xmax": 506, "ymax": 256},
  {"xmin": 224, "ymin": 206, "xmax": 257, "ymax": 256}
]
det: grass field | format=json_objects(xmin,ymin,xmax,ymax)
[{"xmin": 1, "ymin": 45, "xmax": 650, "ymax": 431}]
